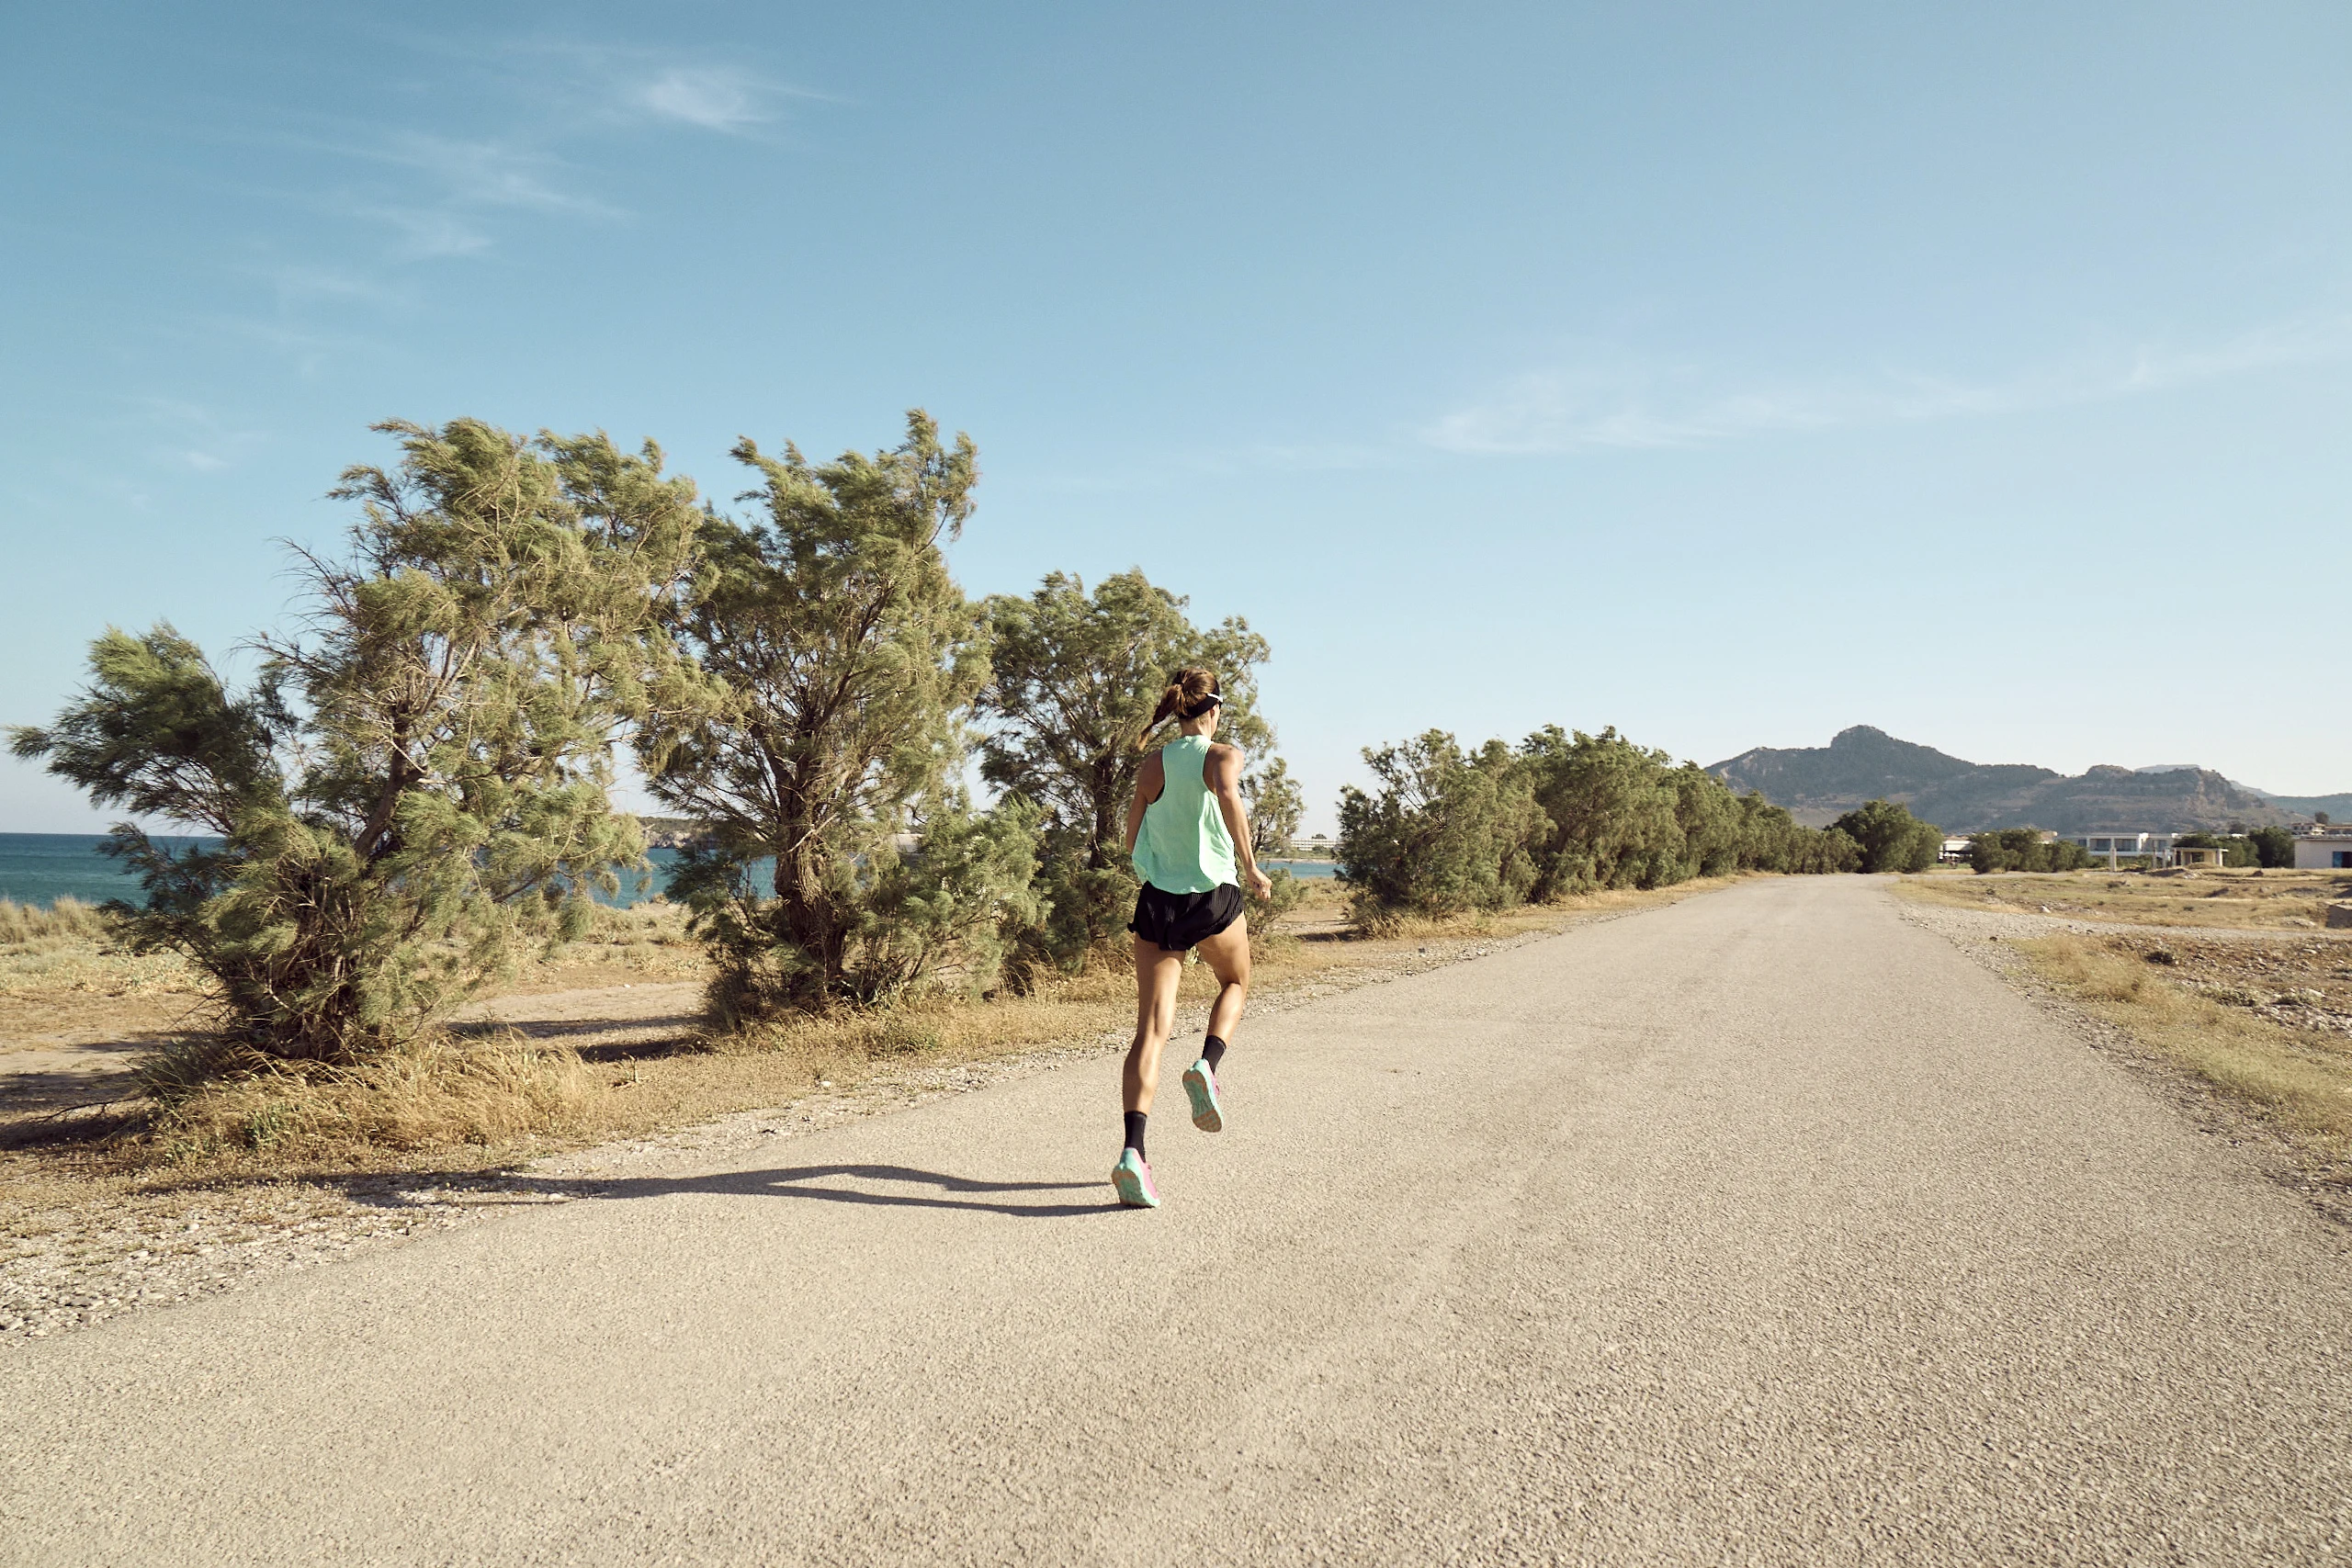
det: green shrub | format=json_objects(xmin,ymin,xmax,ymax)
[
  {"xmin": 1337, "ymin": 732, "xmax": 1544, "ymax": 923},
  {"xmin": 1968, "ymin": 828, "xmax": 2092, "ymax": 874},
  {"xmin": 1831, "ymin": 799, "xmax": 1942, "ymax": 874},
  {"xmin": 12, "ymin": 420, "xmax": 702, "ymax": 1067}
]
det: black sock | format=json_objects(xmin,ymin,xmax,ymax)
[
  {"xmin": 1202, "ymin": 1035, "xmax": 1227, "ymax": 1072},
  {"xmin": 1124, "ymin": 1111, "xmax": 1148, "ymax": 1159}
]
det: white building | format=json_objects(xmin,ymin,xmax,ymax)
[
  {"xmin": 2059, "ymin": 832, "xmax": 2178, "ymax": 865},
  {"xmin": 2295, "ymin": 830, "xmax": 2352, "ymax": 871}
]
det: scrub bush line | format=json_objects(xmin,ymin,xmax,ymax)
[{"xmin": 1334, "ymin": 728, "xmax": 1944, "ymax": 924}]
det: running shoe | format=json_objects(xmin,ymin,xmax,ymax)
[
  {"xmin": 1181, "ymin": 1058, "xmax": 1225, "ymax": 1133},
  {"xmin": 1112, "ymin": 1147, "xmax": 1159, "ymax": 1208}
]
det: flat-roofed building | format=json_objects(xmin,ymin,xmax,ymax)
[
  {"xmin": 2295, "ymin": 830, "xmax": 2352, "ymax": 871},
  {"xmin": 2060, "ymin": 831, "xmax": 2177, "ymax": 865}
]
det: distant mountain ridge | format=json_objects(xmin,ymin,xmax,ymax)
[{"xmin": 1707, "ymin": 726, "xmax": 2337, "ymax": 834}]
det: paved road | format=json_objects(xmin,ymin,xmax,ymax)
[{"xmin": 5, "ymin": 877, "xmax": 2348, "ymax": 1565}]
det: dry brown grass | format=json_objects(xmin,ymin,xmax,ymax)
[
  {"xmin": 135, "ymin": 1033, "xmax": 605, "ymax": 1164},
  {"xmin": 1896, "ymin": 866, "xmax": 2351, "ymax": 931},
  {"xmin": 0, "ymin": 897, "xmax": 114, "ymax": 945},
  {"xmin": 2018, "ymin": 932, "xmax": 2352, "ymax": 1177}
]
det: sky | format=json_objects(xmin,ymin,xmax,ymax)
[{"xmin": 4, "ymin": 2, "xmax": 2347, "ymax": 835}]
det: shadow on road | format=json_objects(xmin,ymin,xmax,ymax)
[
  {"xmin": 336, "ymin": 1162, "xmax": 1122, "ymax": 1220},
  {"xmin": 639, "ymin": 1163, "xmax": 1119, "ymax": 1218}
]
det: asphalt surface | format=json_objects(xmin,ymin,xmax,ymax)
[{"xmin": 5, "ymin": 876, "xmax": 2348, "ymax": 1565}]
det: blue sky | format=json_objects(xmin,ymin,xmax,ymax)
[{"xmin": 5, "ymin": 2, "xmax": 2347, "ymax": 834}]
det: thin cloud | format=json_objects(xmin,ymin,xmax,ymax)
[
  {"xmin": 635, "ymin": 67, "xmax": 769, "ymax": 131},
  {"xmin": 1424, "ymin": 317, "xmax": 2352, "ymax": 456},
  {"xmin": 373, "ymin": 131, "xmax": 617, "ymax": 217},
  {"xmin": 346, "ymin": 204, "xmax": 494, "ymax": 260},
  {"xmin": 254, "ymin": 264, "xmax": 401, "ymax": 307},
  {"xmin": 134, "ymin": 398, "xmax": 267, "ymax": 474}
]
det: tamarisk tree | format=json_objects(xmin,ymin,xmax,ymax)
[
  {"xmin": 976, "ymin": 570, "xmax": 1274, "ymax": 964},
  {"xmin": 10, "ymin": 420, "xmax": 708, "ymax": 1066},
  {"xmin": 640, "ymin": 411, "xmax": 1039, "ymax": 1019}
]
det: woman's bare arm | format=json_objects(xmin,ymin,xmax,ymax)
[
  {"xmin": 1125, "ymin": 749, "xmax": 1164, "ymax": 857},
  {"xmin": 1207, "ymin": 745, "xmax": 1273, "ymax": 899}
]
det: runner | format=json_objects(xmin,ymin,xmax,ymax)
[{"xmin": 1111, "ymin": 667, "xmax": 1274, "ymax": 1208}]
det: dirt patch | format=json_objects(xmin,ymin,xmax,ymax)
[{"xmin": 1898, "ymin": 866, "xmax": 2352, "ymax": 932}]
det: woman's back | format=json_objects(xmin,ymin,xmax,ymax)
[{"xmin": 1133, "ymin": 734, "xmax": 1238, "ymax": 894}]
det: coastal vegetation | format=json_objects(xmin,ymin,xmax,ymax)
[
  {"xmin": 11, "ymin": 412, "xmax": 1317, "ymax": 1090},
  {"xmin": 976, "ymin": 570, "xmax": 1278, "ymax": 970},
  {"xmin": 8, "ymin": 419, "xmax": 706, "ymax": 1071},
  {"xmin": 11, "ymin": 406, "xmax": 1905, "ymax": 1145},
  {"xmin": 1335, "ymin": 725, "xmax": 1863, "ymax": 928},
  {"xmin": 1968, "ymin": 829, "xmax": 2097, "ymax": 874},
  {"xmin": 1828, "ymin": 798, "xmax": 1943, "ymax": 874},
  {"xmin": 636, "ymin": 414, "xmax": 1040, "ymax": 1023}
]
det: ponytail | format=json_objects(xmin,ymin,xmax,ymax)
[{"xmin": 1136, "ymin": 667, "xmax": 1222, "ymax": 750}]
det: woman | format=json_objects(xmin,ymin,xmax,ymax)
[{"xmin": 1112, "ymin": 667, "xmax": 1273, "ymax": 1208}]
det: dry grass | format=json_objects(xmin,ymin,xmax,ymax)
[
  {"xmin": 136, "ymin": 1033, "xmax": 605, "ymax": 1164},
  {"xmin": 2018, "ymin": 932, "xmax": 2352, "ymax": 1179},
  {"xmin": 1896, "ymin": 867, "xmax": 2352, "ymax": 931},
  {"xmin": 0, "ymin": 897, "xmax": 114, "ymax": 945}
]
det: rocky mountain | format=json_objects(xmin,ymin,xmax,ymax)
[{"xmin": 1708, "ymin": 726, "xmax": 2294, "ymax": 834}]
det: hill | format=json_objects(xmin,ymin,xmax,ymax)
[{"xmin": 1709, "ymin": 726, "xmax": 2294, "ymax": 833}]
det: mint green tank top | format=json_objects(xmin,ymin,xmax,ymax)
[{"xmin": 1132, "ymin": 734, "xmax": 1239, "ymax": 894}]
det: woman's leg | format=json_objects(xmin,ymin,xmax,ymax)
[
  {"xmin": 1125, "ymin": 938, "xmax": 1185, "ymax": 1116},
  {"xmin": 1195, "ymin": 912, "xmax": 1252, "ymax": 1047}
]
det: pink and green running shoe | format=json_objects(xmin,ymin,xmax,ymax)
[
  {"xmin": 1181, "ymin": 1058, "xmax": 1225, "ymax": 1133},
  {"xmin": 1112, "ymin": 1147, "xmax": 1159, "ymax": 1208}
]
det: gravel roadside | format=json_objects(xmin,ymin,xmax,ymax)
[{"xmin": 1897, "ymin": 894, "xmax": 2352, "ymax": 1225}]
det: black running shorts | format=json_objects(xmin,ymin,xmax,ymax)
[{"xmin": 1129, "ymin": 882, "xmax": 1244, "ymax": 953}]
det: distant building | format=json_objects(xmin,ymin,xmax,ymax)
[
  {"xmin": 2173, "ymin": 845, "xmax": 2227, "ymax": 870},
  {"xmin": 2060, "ymin": 832, "xmax": 2177, "ymax": 865},
  {"xmin": 2296, "ymin": 830, "xmax": 2352, "ymax": 871},
  {"xmin": 1938, "ymin": 836, "xmax": 1972, "ymax": 864}
]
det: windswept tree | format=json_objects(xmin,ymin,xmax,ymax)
[
  {"xmin": 640, "ymin": 412, "xmax": 1037, "ymax": 1019},
  {"xmin": 1518, "ymin": 726, "xmax": 1686, "ymax": 896},
  {"xmin": 1734, "ymin": 792, "xmax": 1861, "ymax": 874},
  {"xmin": 1967, "ymin": 828, "xmax": 2094, "ymax": 874},
  {"xmin": 10, "ymin": 419, "xmax": 707, "ymax": 1066},
  {"xmin": 1336, "ymin": 732, "xmax": 1546, "ymax": 926},
  {"xmin": 975, "ymin": 570, "xmax": 1273, "ymax": 963},
  {"xmin": 1339, "ymin": 724, "xmax": 1864, "ymax": 923},
  {"xmin": 1832, "ymin": 799, "xmax": 1942, "ymax": 874}
]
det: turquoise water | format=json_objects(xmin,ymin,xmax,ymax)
[
  {"xmin": 0, "ymin": 833, "xmax": 686, "ymax": 910},
  {"xmin": 0, "ymin": 833, "xmax": 1339, "ymax": 909},
  {"xmin": 0, "ymin": 834, "xmax": 215, "ymax": 908}
]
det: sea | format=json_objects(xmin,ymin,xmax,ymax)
[{"xmin": 0, "ymin": 832, "xmax": 1339, "ymax": 909}]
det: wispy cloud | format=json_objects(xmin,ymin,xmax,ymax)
[
  {"xmin": 254, "ymin": 264, "xmax": 401, "ymax": 307},
  {"xmin": 634, "ymin": 66, "xmax": 771, "ymax": 131},
  {"xmin": 378, "ymin": 131, "xmax": 616, "ymax": 215},
  {"xmin": 299, "ymin": 130, "xmax": 620, "ymax": 258},
  {"xmin": 135, "ymin": 398, "xmax": 267, "ymax": 474},
  {"xmin": 1423, "ymin": 317, "xmax": 2352, "ymax": 455},
  {"xmin": 187, "ymin": 36, "xmax": 822, "ymax": 374}
]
